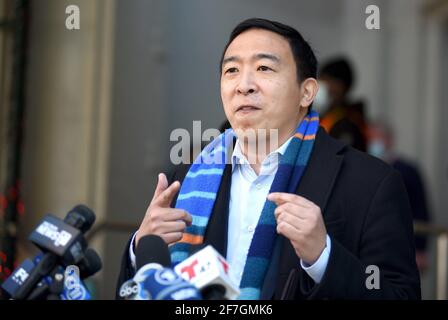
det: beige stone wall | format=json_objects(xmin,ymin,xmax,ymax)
[{"xmin": 20, "ymin": 0, "xmax": 115, "ymax": 292}]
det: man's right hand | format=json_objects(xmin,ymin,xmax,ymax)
[{"xmin": 135, "ymin": 173, "xmax": 192, "ymax": 247}]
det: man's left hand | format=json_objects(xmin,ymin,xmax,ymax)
[{"xmin": 267, "ymin": 192, "xmax": 327, "ymax": 265}]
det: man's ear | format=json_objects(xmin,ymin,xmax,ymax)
[{"xmin": 299, "ymin": 78, "xmax": 319, "ymax": 108}]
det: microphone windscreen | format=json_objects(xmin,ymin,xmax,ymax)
[
  {"xmin": 136, "ymin": 235, "xmax": 171, "ymax": 270},
  {"xmin": 65, "ymin": 205, "xmax": 96, "ymax": 233},
  {"xmin": 79, "ymin": 248, "xmax": 102, "ymax": 279}
]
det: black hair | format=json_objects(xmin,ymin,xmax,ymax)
[
  {"xmin": 319, "ymin": 57, "xmax": 354, "ymax": 91},
  {"xmin": 219, "ymin": 18, "xmax": 318, "ymax": 83}
]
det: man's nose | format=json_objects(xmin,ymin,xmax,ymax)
[{"xmin": 236, "ymin": 71, "xmax": 257, "ymax": 95}]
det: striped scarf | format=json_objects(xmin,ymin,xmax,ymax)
[{"xmin": 169, "ymin": 111, "xmax": 319, "ymax": 299}]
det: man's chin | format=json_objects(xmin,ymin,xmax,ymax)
[
  {"xmin": 232, "ymin": 124, "xmax": 276, "ymax": 139},
  {"xmin": 232, "ymin": 123, "xmax": 259, "ymax": 134},
  {"xmin": 232, "ymin": 119, "xmax": 263, "ymax": 131}
]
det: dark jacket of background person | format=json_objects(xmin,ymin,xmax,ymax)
[{"xmin": 392, "ymin": 159, "xmax": 431, "ymax": 251}]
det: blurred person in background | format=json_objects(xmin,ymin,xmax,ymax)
[
  {"xmin": 368, "ymin": 121, "xmax": 431, "ymax": 274},
  {"xmin": 314, "ymin": 57, "xmax": 368, "ymax": 152}
]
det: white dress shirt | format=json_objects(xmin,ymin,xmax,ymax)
[
  {"xmin": 129, "ymin": 136, "xmax": 331, "ymax": 287},
  {"xmin": 226, "ymin": 137, "xmax": 331, "ymax": 286}
]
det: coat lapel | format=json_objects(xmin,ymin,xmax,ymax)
[
  {"xmin": 202, "ymin": 163, "xmax": 232, "ymax": 258},
  {"xmin": 263, "ymin": 127, "xmax": 347, "ymax": 299}
]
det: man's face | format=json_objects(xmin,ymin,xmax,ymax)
[{"xmin": 220, "ymin": 28, "xmax": 305, "ymax": 141}]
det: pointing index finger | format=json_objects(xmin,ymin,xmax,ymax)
[{"xmin": 154, "ymin": 181, "xmax": 181, "ymax": 207}]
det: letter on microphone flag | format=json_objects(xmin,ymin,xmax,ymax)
[{"xmin": 174, "ymin": 245, "xmax": 240, "ymax": 300}]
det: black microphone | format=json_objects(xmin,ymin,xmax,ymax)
[
  {"xmin": 64, "ymin": 205, "xmax": 96, "ymax": 234},
  {"xmin": 26, "ymin": 205, "xmax": 95, "ymax": 266},
  {"xmin": 28, "ymin": 214, "xmax": 87, "ymax": 265},
  {"xmin": 78, "ymin": 248, "xmax": 102, "ymax": 279},
  {"xmin": 136, "ymin": 235, "xmax": 171, "ymax": 270},
  {"xmin": 1, "ymin": 205, "xmax": 97, "ymax": 300}
]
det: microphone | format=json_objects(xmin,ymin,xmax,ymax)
[
  {"xmin": 63, "ymin": 205, "xmax": 95, "ymax": 234},
  {"xmin": 118, "ymin": 279, "xmax": 141, "ymax": 300},
  {"xmin": 0, "ymin": 259, "xmax": 35, "ymax": 298},
  {"xmin": 28, "ymin": 214, "xmax": 87, "ymax": 265},
  {"xmin": 119, "ymin": 235, "xmax": 201, "ymax": 300},
  {"xmin": 119, "ymin": 235, "xmax": 170, "ymax": 300},
  {"xmin": 174, "ymin": 245, "xmax": 240, "ymax": 300},
  {"xmin": 24, "ymin": 248, "xmax": 102, "ymax": 300},
  {"xmin": 119, "ymin": 267, "xmax": 202, "ymax": 300},
  {"xmin": 27, "ymin": 205, "xmax": 96, "ymax": 266},
  {"xmin": 136, "ymin": 235, "xmax": 171, "ymax": 270},
  {"xmin": 78, "ymin": 248, "xmax": 102, "ymax": 279},
  {"xmin": 1, "ymin": 205, "xmax": 97, "ymax": 299},
  {"xmin": 29, "ymin": 264, "xmax": 94, "ymax": 300},
  {"xmin": 60, "ymin": 265, "xmax": 91, "ymax": 300},
  {"xmin": 137, "ymin": 266, "xmax": 201, "ymax": 300}
]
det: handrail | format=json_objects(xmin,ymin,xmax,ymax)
[
  {"xmin": 87, "ymin": 221, "xmax": 448, "ymax": 238},
  {"xmin": 414, "ymin": 222, "xmax": 448, "ymax": 236}
]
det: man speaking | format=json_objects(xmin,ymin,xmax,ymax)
[{"xmin": 117, "ymin": 18, "xmax": 420, "ymax": 299}]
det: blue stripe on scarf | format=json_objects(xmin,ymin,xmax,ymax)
[
  {"xmin": 186, "ymin": 168, "xmax": 224, "ymax": 178},
  {"xmin": 180, "ymin": 178, "xmax": 222, "ymax": 193},
  {"xmin": 184, "ymin": 224, "xmax": 206, "ymax": 235},
  {"xmin": 176, "ymin": 200, "xmax": 216, "ymax": 217},
  {"xmin": 177, "ymin": 191, "xmax": 217, "ymax": 201},
  {"xmin": 190, "ymin": 215, "xmax": 210, "ymax": 227},
  {"xmin": 257, "ymin": 203, "xmax": 277, "ymax": 224},
  {"xmin": 188, "ymin": 163, "xmax": 224, "ymax": 172},
  {"xmin": 171, "ymin": 251, "xmax": 189, "ymax": 265},
  {"xmin": 239, "ymin": 257, "xmax": 270, "ymax": 287},
  {"xmin": 238, "ymin": 287, "xmax": 261, "ymax": 300}
]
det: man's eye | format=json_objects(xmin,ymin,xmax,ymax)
[
  {"xmin": 257, "ymin": 65, "xmax": 272, "ymax": 72},
  {"xmin": 225, "ymin": 67, "xmax": 238, "ymax": 74}
]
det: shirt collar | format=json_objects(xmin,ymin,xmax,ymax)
[{"xmin": 231, "ymin": 135, "xmax": 293, "ymax": 172}]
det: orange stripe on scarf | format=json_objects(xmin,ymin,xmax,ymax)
[
  {"xmin": 177, "ymin": 233, "xmax": 203, "ymax": 245},
  {"xmin": 302, "ymin": 116, "xmax": 319, "ymax": 122},
  {"xmin": 294, "ymin": 133, "xmax": 316, "ymax": 140}
]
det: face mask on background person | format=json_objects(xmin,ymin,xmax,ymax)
[
  {"xmin": 313, "ymin": 81, "xmax": 330, "ymax": 115},
  {"xmin": 367, "ymin": 140, "xmax": 386, "ymax": 160}
]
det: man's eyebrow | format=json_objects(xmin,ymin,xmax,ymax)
[
  {"xmin": 253, "ymin": 53, "xmax": 280, "ymax": 63},
  {"xmin": 222, "ymin": 56, "xmax": 240, "ymax": 66},
  {"xmin": 221, "ymin": 53, "xmax": 280, "ymax": 66}
]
